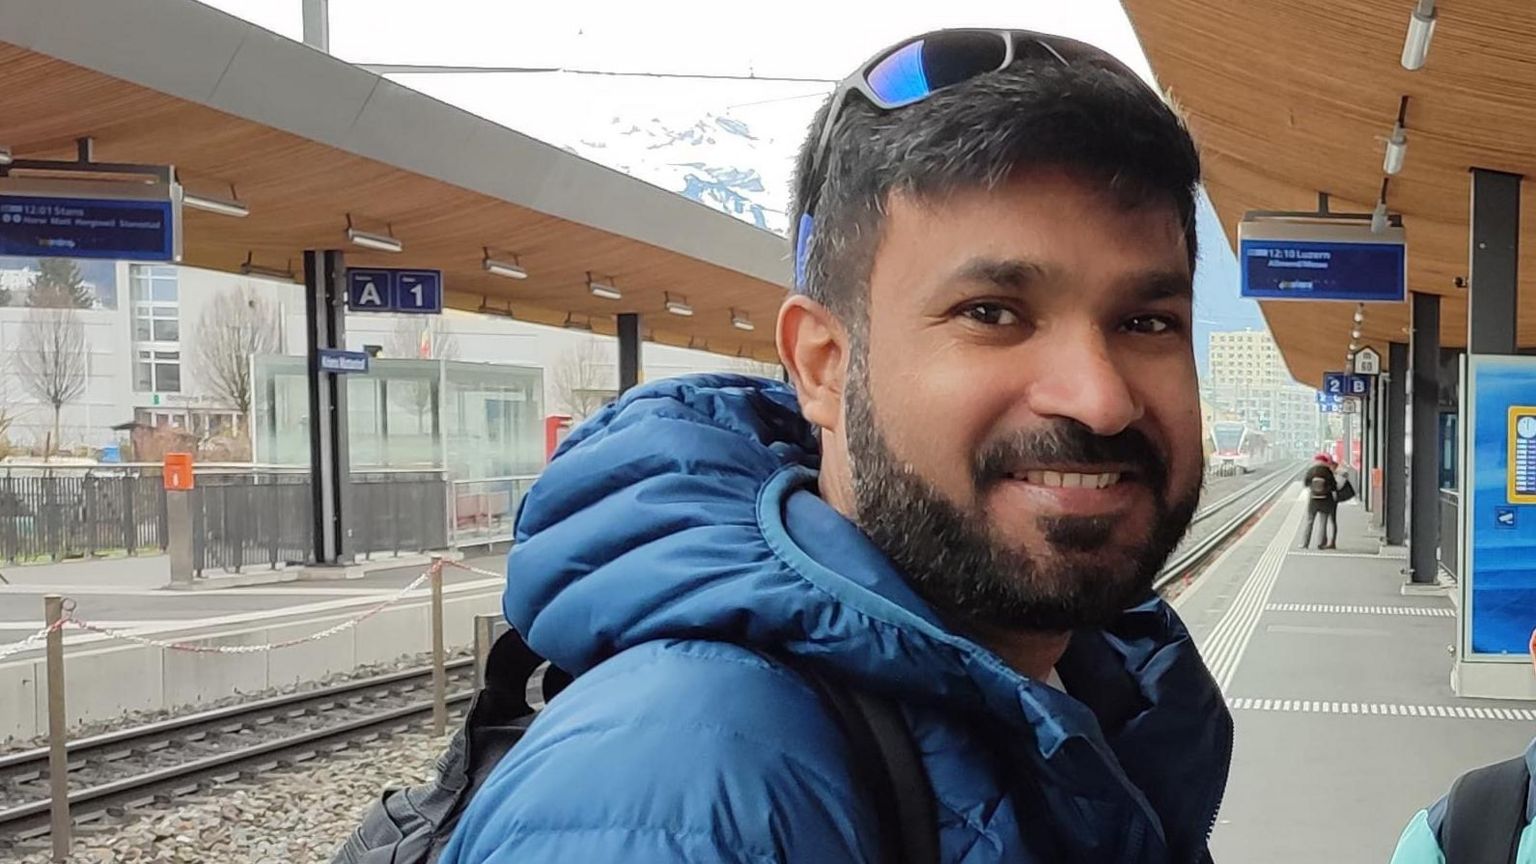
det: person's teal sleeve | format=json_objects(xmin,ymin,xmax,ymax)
[{"xmin": 1388, "ymin": 810, "xmax": 1444, "ymax": 864}]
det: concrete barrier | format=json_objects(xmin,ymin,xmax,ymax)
[{"xmin": 0, "ymin": 587, "xmax": 503, "ymax": 742}]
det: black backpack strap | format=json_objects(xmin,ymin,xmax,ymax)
[
  {"xmin": 792, "ymin": 663, "xmax": 939, "ymax": 864},
  {"xmin": 1441, "ymin": 755, "xmax": 1529, "ymax": 864}
]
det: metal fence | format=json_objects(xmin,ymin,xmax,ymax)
[
  {"xmin": 0, "ymin": 463, "xmax": 514, "ymax": 573},
  {"xmin": 450, "ymin": 475, "xmax": 537, "ymax": 547},
  {"xmin": 0, "ymin": 468, "xmax": 167, "ymax": 563},
  {"xmin": 1438, "ymin": 489, "xmax": 1459, "ymax": 581},
  {"xmin": 190, "ymin": 470, "xmax": 453, "ymax": 575},
  {"xmin": 352, "ymin": 471, "xmax": 450, "ymax": 560},
  {"xmin": 192, "ymin": 472, "xmax": 313, "ymax": 576}
]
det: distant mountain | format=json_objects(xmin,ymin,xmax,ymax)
[{"xmin": 566, "ymin": 112, "xmax": 790, "ymax": 234}]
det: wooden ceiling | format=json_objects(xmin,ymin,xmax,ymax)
[
  {"xmin": 0, "ymin": 43, "xmax": 790, "ymax": 361},
  {"xmin": 1123, "ymin": 0, "xmax": 1536, "ymax": 384}
]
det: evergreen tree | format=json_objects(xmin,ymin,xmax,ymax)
[{"xmin": 27, "ymin": 258, "xmax": 94, "ymax": 309}]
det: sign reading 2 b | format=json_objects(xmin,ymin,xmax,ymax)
[
  {"xmin": 1322, "ymin": 372, "xmax": 1370, "ymax": 397},
  {"xmin": 346, "ymin": 268, "xmax": 442, "ymax": 314}
]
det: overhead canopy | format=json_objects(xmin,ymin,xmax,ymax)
[
  {"xmin": 0, "ymin": 0, "xmax": 791, "ymax": 360},
  {"xmin": 1123, "ymin": 0, "xmax": 1536, "ymax": 383}
]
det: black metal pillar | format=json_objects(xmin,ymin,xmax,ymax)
[
  {"xmin": 1361, "ymin": 378, "xmax": 1375, "ymax": 511},
  {"xmin": 617, "ymin": 313, "xmax": 640, "ymax": 395},
  {"xmin": 1385, "ymin": 341, "xmax": 1409, "ymax": 545},
  {"xmin": 305, "ymin": 250, "xmax": 350, "ymax": 565},
  {"xmin": 1468, "ymin": 168, "xmax": 1522, "ymax": 355},
  {"xmin": 1409, "ymin": 293, "xmax": 1440, "ymax": 584}
]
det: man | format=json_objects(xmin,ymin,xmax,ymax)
[
  {"xmin": 443, "ymin": 29, "xmax": 1230, "ymax": 863},
  {"xmin": 1301, "ymin": 453, "xmax": 1338, "ymax": 549},
  {"xmin": 1388, "ymin": 628, "xmax": 1536, "ymax": 862}
]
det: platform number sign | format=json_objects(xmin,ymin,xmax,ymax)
[
  {"xmin": 346, "ymin": 268, "xmax": 442, "ymax": 314},
  {"xmin": 1323, "ymin": 372, "xmax": 1370, "ymax": 398}
]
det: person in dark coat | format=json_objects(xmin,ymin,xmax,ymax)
[{"xmin": 1301, "ymin": 453, "xmax": 1338, "ymax": 549}]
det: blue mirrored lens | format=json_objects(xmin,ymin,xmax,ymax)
[
  {"xmin": 866, "ymin": 32, "xmax": 1011, "ymax": 107},
  {"xmin": 866, "ymin": 40, "xmax": 932, "ymax": 105}
]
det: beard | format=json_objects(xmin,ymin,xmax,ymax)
[{"xmin": 844, "ymin": 352, "xmax": 1200, "ymax": 633}]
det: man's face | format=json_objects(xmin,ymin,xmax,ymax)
[{"xmin": 841, "ymin": 168, "xmax": 1203, "ymax": 632}]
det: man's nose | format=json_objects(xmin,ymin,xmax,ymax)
[{"xmin": 1024, "ymin": 329, "xmax": 1142, "ymax": 437}]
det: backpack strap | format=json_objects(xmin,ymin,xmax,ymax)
[
  {"xmin": 791, "ymin": 662, "xmax": 939, "ymax": 864},
  {"xmin": 1441, "ymin": 755, "xmax": 1529, "ymax": 864}
]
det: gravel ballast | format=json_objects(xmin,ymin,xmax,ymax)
[{"xmin": 10, "ymin": 727, "xmax": 447, "ymax": 863}]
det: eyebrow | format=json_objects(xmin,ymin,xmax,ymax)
[{"xmin": 952, "ymin": 257, "xmax": 1193, "ymax": 302}]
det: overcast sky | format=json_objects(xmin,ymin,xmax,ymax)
[{"xmin": 194, "ymin": 1, "xmax": 1265, "ymax": 353}]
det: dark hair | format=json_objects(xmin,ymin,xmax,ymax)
[{"xmin": 791, "ymin": 56, "xmax": 1201, "ymax": 325}]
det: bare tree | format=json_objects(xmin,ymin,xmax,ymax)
[
  {"xmin": 193, "ymin": 285, "xmax": 282, "ymax": 434},
  {"xmin": 15, "ymin": 305, "xmax": 87, "ymax": 455},
  {"xmin": 385, "ymin": 317, "xmax": 459, "ymax": 426},
  {"xmin": 386, "ymin": 316, "xmax": 459, "ymax": 362},
  {"xmin": 551, "ymin": 339, "xmax": 616, "ymax": 420}
]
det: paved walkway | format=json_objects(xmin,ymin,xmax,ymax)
[{"xmin": 1176, "ymin": 488, "xmax": 1535, "ymax": 862}]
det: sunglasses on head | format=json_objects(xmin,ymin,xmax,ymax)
[{"xmin": 794, "ymin": 28, "xmax": 1147, "ymax": 289}]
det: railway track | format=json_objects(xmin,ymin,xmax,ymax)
[
  {"xmin": 0, "ymin": 657, "xmax": 477, "ymax": 844},
  {"xmin": 1156, "ymin": 461, "xmax": 1303, "ymax": 591}
]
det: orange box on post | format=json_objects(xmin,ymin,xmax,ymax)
[{"xmin": 163, "ymin": 453, "xmax": 195, "ymax": 491}]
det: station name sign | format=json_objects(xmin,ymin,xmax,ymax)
[
  {"xmin": 0, "ymin": 177, "xmax": 182, "ymax": 262},
  {"xmin": 317, "ymin": 348, "xmax": 370, "ymax": 375},
  {"xmin": 1238, "ymin": 218, "xmax": 1405, "ymax": 303}
]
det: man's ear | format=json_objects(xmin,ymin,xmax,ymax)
[{"xmin": 777, "ymin": 294, "xmax": 848, "ymax": 432}]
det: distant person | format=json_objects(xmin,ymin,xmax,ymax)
[
  {"xmin": 1301, "ymin": 453, "xmax": 1338, "ymax": 549},
  {"xmin": 424, "ymin": 27, "xmax": 1231, "ymax": 864},
  {"xmin": 1388, "ymin": 627, "xmax": 1535, "ymax": 863}
]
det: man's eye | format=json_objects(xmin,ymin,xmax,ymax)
[
  {"xmin": 1123, "ymin": 315, "xmax": 1178, "ymax": 335},
  {"xmin": 961, "ymin": 304, "xmax": 1021, "ymax": 326}
]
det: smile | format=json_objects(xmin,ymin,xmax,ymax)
[{"xmin": 1008, "ymin": 470, "xmax": 1125, "ymax": 489}]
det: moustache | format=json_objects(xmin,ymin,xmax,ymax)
[{"xmin": 972, "ymin": 421, "xmax": 1169, "ymax": 495}]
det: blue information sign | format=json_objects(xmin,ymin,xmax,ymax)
[
  {"xmin": 1322, "ymin": 372, "xmax": 1370, "ymax": 398},
  {"xmin": 345, "ymin": 268, "xmax": 443, "ymax": 314},
  {"xmin": 393, "ymin": 270, "xmax": 442, "ymax": 314},
  {"xmin": 1462, "ymin": 355, "xmax": 1536, "ymax": 657},
  {"xmin": 0, "ymin": 195, "xmax": 176, "ymax": 261},
  {"xmin": 1238, "ymin": 238, "xmax": 1405, "ymax": 303},
  {"xmin": 1316, "ymin": 392, "xmax": 1345, "ymax": 412},
  {"xmin": 317, "ymin": 348, "xmax": 370, "ymax": 374},
  {"xmin": 347, "ymin": 269, "xmax": 393, "ymax": 311}
]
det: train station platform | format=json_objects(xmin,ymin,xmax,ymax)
[{"xmin": 1175, "ymin": 487, "xmax": 1536, "ymax": 862}]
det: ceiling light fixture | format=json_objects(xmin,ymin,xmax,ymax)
[
  {"xmin": 587, "ymin": 272, "xmax": 622, "ymax": 301},
  {"xmin": 1353, "ymin": 305, "xmax": 1365, "ymax": 325},
  {"xmin": 1401, "ymin": 0, "xmax": 1436, "ymax": 71},
  {"xmin": 730, "ymin": 308, "xmax": 754, "ymax": 331},
  {"xmin": 564, "ymin": 312, "xmax": 594, "ymax": 332},
  {"xmin": 240, "ymin": 252, "xmax": 295, "ymax": 281},
  {"xmin": 664, "ymin": 292, "xmax": 694, "ymax": 317},
  {"xmin": 482, "ymin": 248, "xmax": 528, "ymax": 280},
  {"xmin": 183, "ymin": 185, "xmax": 249, "ymax": 218},
  {"xmin": 1383, "ymin": 124, "xmax": 1407, "ymax": 175},
  {"xmin": 476, "ymin": 296, "xmax": 514, "ymax": 318},
  {"xmin": 0, "ymin": 146, "xmax": 13, "ymax": 167},
  {"xmin": 346, "ymin": 214, "xmax": 402, "ymax": 253}
]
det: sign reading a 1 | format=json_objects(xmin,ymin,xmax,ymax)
[
  {"xmin": 345, "ymin": 268, "xmax": 443, "ymax": 314},
  {"xmin": 393, "ymin": 270, "xmax": 442, "ymax": 314}
]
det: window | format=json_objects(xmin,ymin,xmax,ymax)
[
  {"xmin": 135, "ymin": 349, "xmax": 181, "ymax": 393},
  {"xmin": 130, "ymin": 265, "xmax": 180, "ymax": 392}
]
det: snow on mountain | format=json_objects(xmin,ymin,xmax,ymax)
[{"xmin": 564, "ymin": 112, "xmax": 793, "ymax": 236}]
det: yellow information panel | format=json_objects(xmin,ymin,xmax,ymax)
[{"xmin": 1507, "ymin": 406, "xmax": 1536, "ymax": 503}]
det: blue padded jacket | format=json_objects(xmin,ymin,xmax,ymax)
[{"xmin": 441, "ymin": 374, "xmax": 1232, "ymax": 863}]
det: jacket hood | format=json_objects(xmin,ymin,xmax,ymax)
[{"xmin": 506, "ymin": 374, "xmax": 1231, "ymax": 856}]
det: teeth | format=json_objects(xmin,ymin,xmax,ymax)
[{"xmin": 1017, "ymin": 471, "xmax": 1122, "ymax": 488}]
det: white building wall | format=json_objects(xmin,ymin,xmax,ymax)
[{"xmin": 0, "ymin": 262, "xmax": 778, "ymax": 453}]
